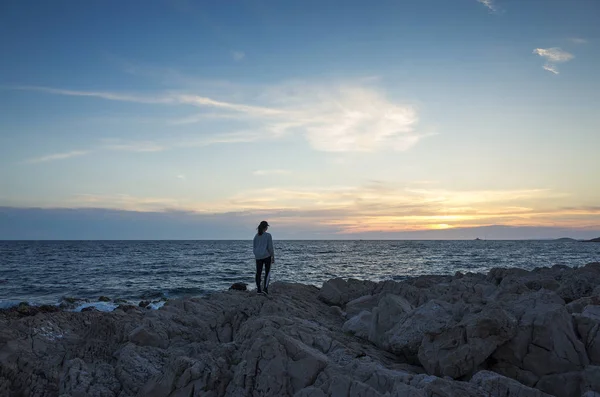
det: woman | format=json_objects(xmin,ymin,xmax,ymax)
[{"xmin": 253, "ymin": 220, "xmax": 274, "ymax": 294}]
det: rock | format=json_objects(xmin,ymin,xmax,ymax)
[
  {"xmin": 557, "ymin": 273, "xmax": 600, "ymax": 303},
  {"xmin": 492, "ymin": 290, "xmax": 589, "ymax": 383},
  {"xmin": 536, "ymin": 371, "xmax": 582, "ymax": 397},
  {"xmin": 1, "ymin": 303, "xmax": 61, "ymax": 317},
  {"xmin": 470, "ymin": 370, "xmax": 553, "ymax": 397},
  {"xmin": 567, "ymin": 296, "xmax": 600, "ymax": 314},
  {"xmin": 409, "ymin": 374, "xmax": 485, "ymax": 396},
  {"xmin": 329, "ymin": 305, "xmax": 344, "ymax": 317},
  {"xmin": 318, "ymin": 278, "xmax": 376, "ymax": 306},
  {"xmin": 345, "ymin": 294, "xmax": 379, "ymax": 318},
  {"xmin": 81, "ymin": 306, "xmax": 97, "ymax": 312},
  {"xmin": 418, "ymin": 305, "xmax": 517, "ymax": 378},
  {"xmin": 574, "ymin": 305, "xmax": 600, "ymax": 364},
  {"xmin": 368, "ymin": 294, "xmax": 413, "ymax": 346},
  {"xmin": 2, "ymin": 264, "xmax": 600, "ymax": 397},
  {"xmin": 226, "ymin": 319, "xmax": 328, "ymax": 396},
  {"xmin": 139, "ymin": 300, "xmax": 151, "ymax": 308},
  {"xmin": 581, "ymin": 392, "xmax": 600, "ymax": 397},
  {"xmin": 98, "ymin": 296, "xmax": 111, "ymax": 302},
  {"xmin": 385, "ymin": 300, "xmax": 457, "ymax": 362},
  {"xmin": 116, "ymin": 304, "xmax": 140, "ymax": 312},
  {"xmin": 581, "ymin": 366, "xmax": 600, "ymax": 395},
  {"xmin": 342, "ymin": 310, "xmax": 372, "ymax": 339},
  {"xmin": 229, "ymin": 282, "xmax": 248, "ymax": 291},
  {"xmin": 319, "ymin": 278, "xmax": 348, "ymax": 306}
]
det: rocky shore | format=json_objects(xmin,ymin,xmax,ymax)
[{"xmin": 1, "ymin": 263, "xmax": 600, "ymax": 397}]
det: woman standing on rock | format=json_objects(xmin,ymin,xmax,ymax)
[{"xmin": 253, "ymin": 221, "xmax": 274, "ymax": 295}]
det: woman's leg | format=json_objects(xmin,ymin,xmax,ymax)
[
  {"xmin": 255, "ymin": 259, "xmax": 264, "ymax": 292},
  {"xmin": 264, "ymin": 257, "xmax": 272, "ymax": 292}
]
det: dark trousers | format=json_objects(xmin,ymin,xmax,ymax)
[{"xmin": 255, "ymin": 256, "xmax": 271, "ymax": 290}]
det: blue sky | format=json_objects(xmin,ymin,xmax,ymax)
[{"xmin": 1, "ymin": 0, "xmax": 599, "ymax": 239}]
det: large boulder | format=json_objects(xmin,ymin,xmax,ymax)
[
  {"xmin": 226, "ymin": 318, "xmax": 329, "ymax": 396},
  {"xmin": 345, "ymin": 294, "xmax": 379, "ymax": 318},
  {"xmin": 368, "ymin": 294, "xmax": 413, "ymax": 346},
  {"xmin": 418, "ymin": 305, "xmax": 517, "ymax": 378},
  {"xmin": 567, "ymin": 297, "xmax": 600, "ymax": 314},
  {"xmin": 318, "ymin": 278, "xmax": 376, "ymax": 306},
  {"xmin": 574, "ymin": 305, "xmax": 600, "ymax": 364},
  {"xmin": 536, "ymin": 371, "xmax": 583, "ymax": 397},
  {"xmin": 342, "ymin": 310, "xmax": 372, "ymax": 339},
  {"xmin": 384, "ymin": 300, "xmax": 458, "ymax": 362},
  {"xmin": 492, "ymin": 290, "xmax": 589, "ymax": 385}
]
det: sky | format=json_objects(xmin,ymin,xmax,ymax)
[{"xmin": 1, "ymin": 0, "xmax": 599, "ymax": 239}]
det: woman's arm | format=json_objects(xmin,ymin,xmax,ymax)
[{"xmin": 268, "ymin": 234, "xmax": 274, "ymax": 263}]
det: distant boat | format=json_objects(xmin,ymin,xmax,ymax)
[{"xmin": 475, "ymin": 238, "xmax": 482, "ymax": 241}]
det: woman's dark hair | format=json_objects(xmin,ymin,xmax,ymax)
[{"xmin": 257, "ymin": 221, "xmax": 269, "ymax": 235}]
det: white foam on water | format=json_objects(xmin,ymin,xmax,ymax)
[
  {"xmin": 0, "ymin": 300, "xmax": 22, "ymax": 309},
  {"xmin": 73, "ymin": 302, "xmax": 119, "ymax": 312},
  {"xmin": 148, "ymin": 301, "xmax": 166, "ymax": 310}
]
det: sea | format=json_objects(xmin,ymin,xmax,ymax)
[{"xmin": 1, "ymin": 240, "xmax": 599, "ymax": 311}]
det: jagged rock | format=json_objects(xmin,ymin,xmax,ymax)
[
  {"xmin": 319, "ymin": 278, "xmax": 376, "ymax": 306},
  {"xmin": 470, "ymin": 370, "xmax": 552, "ymax": 396},
  {"xmin": 99, "ymin": 296, "xmax": 111, "ymax": 302},
  {"xmin": 492, "ymin": 290, "xmax": 589, "ymax": 383},
  {"xmin": 342, "ymin": 310, "xmax": 372, "ymax": 339},
  {"xmin": 581, "ymin": 392, "xmax": 600, "ymax": 397},
  {"xmin": 557, "ymin": 273, "xmax": 600, "ymax": 303},
  {"xmin": 345, "ymin": 294, "xmax": 379, "ymax": 318},
  {"xmin": 385, "ymin": 300, "xmax": 457, "ymax": 362},
  {"xmin": 60, "ymin": 358, "xmax": 121, "ymax": 396},
  {"xmin": 574, "ymin": 306, "xmax": 600, "ymax": 364},
  {"xmin": 567, "ymin": 297, "xmax": 600, "ymax": 314},
  {"xmin": 418, "ymin": 305, "xmax": 517, "ymax": 378},
  {"xmin": 2, "ymin": 265, "xmax": 600, "ymax": 397},
  {"xmin": 368, "ymin": 294, "xmax": 413, "ymax": 345},
  {"xmin": 536, "ymin": 371, "xmax": 582, "ymax": 397},
  {"xmin": 409, "ymin": 374, "xmax": 486, "ymax": 396},
  {"xmin": 226, "ymin": 319, "xmax": 328, "ymax": 396},
  {"xmin": 229, "ymin": 282, "xmax": 248, "ymax": 291},
  {"xmin": 581, "ymin": 366, "xmax": 600, "ymax": 394}
]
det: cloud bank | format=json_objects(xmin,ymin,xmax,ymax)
[{"xmin": 15, "ymin": 81, "xmax": 423, "ymax": 155}]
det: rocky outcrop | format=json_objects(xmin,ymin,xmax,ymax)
[
  {"xmin": 1, "ymin": 264, "xmax": 600, "ymax": 396},
  {"xmin": 574, "ymin": 306, "xmax": 600, "ymax": 364},
  {"xmin": 418, "ymin": 305, "xmax": 517, "ymax": 378}
]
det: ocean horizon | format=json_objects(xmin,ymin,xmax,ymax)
[{"xmin": 1, "ymin": 239, "xmax": 599, "ymax": 311}]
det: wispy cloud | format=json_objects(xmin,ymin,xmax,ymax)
[
  {"xmin": 24, "ymin": 150, "xmax": 90, "ymax": 164},
  {"xmin": 253, "ymin": 169, "xmax": 291, "ymax": 176},
  {"xmin": 231, "ymin": 51, "xmax": 245, "ymax": 61},
  {"xmin": 14, "ymin": 86, "xmax": 282, "ymax": 116},
  {"xmin": 15, "ymin": 80, "xmax": 424, "ymax": 153},
  {"xmin": 15, "ymin": 86, "xmax": 172, "ymax": 104},
  {"xmin": 570, "ymin": 37, "xmax": 588, "ymax": 45},
  {"xmin": 102, "ymin": 139, "xmax": 165, "ymax": 152},
  {"xmin": 542, "ymin": 64, "xmax": 559, "ymax": 75},
  {"xmin": 533, "ymin": 47, "xmax": 574, "ymax": 74},
  {"xmin": 477, "ymin": 0, "xmax": 499, "ymax": 13},
  {"xmin": 177, "ymin": 174, "xmax": 186, "ymax": 180}
]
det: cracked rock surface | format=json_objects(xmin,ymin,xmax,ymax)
[{"xmin": 1, "ymin": 263, "xmax": 600, "ymax": 397}]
